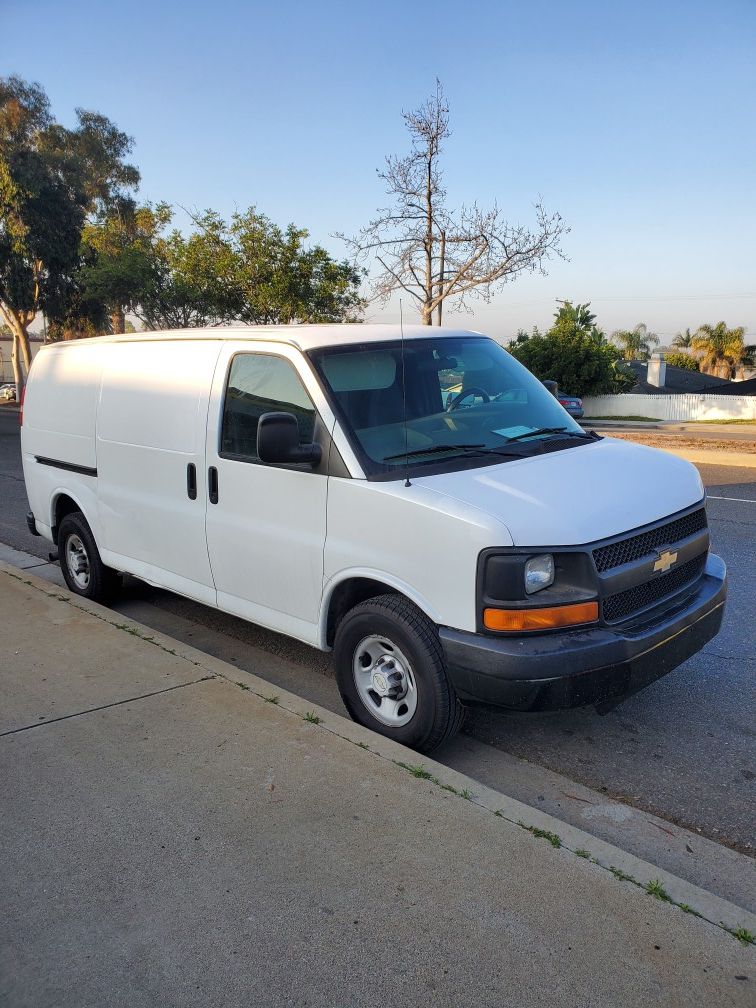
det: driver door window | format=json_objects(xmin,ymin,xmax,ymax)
[{"xmin": 220, "ymin": 353, "xmax": 316, "ymax": 462}]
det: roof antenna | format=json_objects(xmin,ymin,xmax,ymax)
[{"xmin": 399, "ymin": 299, "xmax": 411, "ymax": 488}]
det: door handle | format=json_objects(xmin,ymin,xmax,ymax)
[
  {"xmin": 186, "ymin": 463, "xmax": 197, "ymax": 500},
  {"xmin": 208, "ymin": 466, "xmax": 219, "ymax": 504}
]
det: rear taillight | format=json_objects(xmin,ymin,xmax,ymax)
[{"xmin": 19, "ymin": 384, "xmax": 25, "ymax": 426}]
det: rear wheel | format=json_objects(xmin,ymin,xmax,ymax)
[
  {"xmin": 334, "ymin": 594, "xmax": 463, "ymax": 753},
  {"xmin": 58, "ymin": 512, "xmax": 121, "ymax": 603}
]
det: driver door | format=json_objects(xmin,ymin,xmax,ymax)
[{"xmin": 204, "ymin": 343, "xmax": 328, "ymax": 646}]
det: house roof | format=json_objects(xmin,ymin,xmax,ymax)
[
  {"xmin": 707, "ymin": 375, "xmax": 756, "ymax": 396},
  {"xmin": 628, "ymin": 361, "xmax": 734, "ymax": 395}
]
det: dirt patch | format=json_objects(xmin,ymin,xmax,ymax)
[{"xmin": 605, "ymin": 433, "xmax": 756, "ymax": 454}]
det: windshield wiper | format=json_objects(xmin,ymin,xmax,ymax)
[
  {"xmin": 504, "ymin": 427, "xmax": 597, "ymax": 443},
  {"xmin": 383, "ymin": 443, "xmax": 484, "ymax": 462}
]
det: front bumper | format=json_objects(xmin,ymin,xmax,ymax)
[{"xmin": 440, "ymin": 553, "xmax": 727, "ymax": 712}]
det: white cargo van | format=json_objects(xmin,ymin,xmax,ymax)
[{"xmin": 21, "ymin": 326, "xmax": 726, "ymax": 751}]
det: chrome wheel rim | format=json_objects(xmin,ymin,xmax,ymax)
[
  {"xmin": 352, "ymin": 634, "xmax": 418, "ymax": 727},
  {"xmin": 66, "ymin": 534, "xmax": 90, "ymax": 591}
]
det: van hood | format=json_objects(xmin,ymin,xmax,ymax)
[{"xmin": 413, "ymin": 437, "xmax": 705, "ymax": 547}]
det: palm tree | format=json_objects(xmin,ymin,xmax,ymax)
[
  {"xmin": 612, "ymin": 323, "xmax": 660, "ymax": 361},
  {"xmin": 691, "ymin": 322, "xmax": 750, "ymax": 379},
  {"xmin": 672, "ymin": 327, "xmax": 693, "ymax": 348}
]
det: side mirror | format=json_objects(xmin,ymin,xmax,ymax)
[{"xmin": 257, "ymin": 412, "xmax": 322, "ymax": 467}]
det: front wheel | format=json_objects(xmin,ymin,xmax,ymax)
[
  {"xmin": 334, "ymin": 594, "xmax": 463, "ymax": 753},
  {"xmin": 58, "ymin": 511, "xmax": 121, "ymax": 603}
]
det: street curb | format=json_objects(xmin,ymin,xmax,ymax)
[{"xmin": 3, "ymin": 558, "xmax": 754, "ymax": 943}]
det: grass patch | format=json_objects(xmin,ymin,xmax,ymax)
[
  {"xmin": 263, "ymin": 694, "xmax": 280, "ymax": 704},
  {"xmin": 730, "ymin": 927, "xmax": 755, "ymax": 946},
  {"xmin": 645, "ymin": 878, "xmax": 671, "ymax": 902},
  {"xmin": 584, "ymin": 415, "xmax": 661, "ymax": 422},
  {"xmin": 355, "ymin": 741, "xmax": 370, "ymax": 750},
  {"xmin": 235, "ymin": 681, "xmax": 251, "ymax": 691},
  {"xmin": 303, "ymin": 711, "xmax": 322, "ymax": 724},
  {"xmin": 519, "ymin": 822, "xmax": 561, "ymax": 848},
  {"xmin": 392, "ymin": 760, "xmax": 460, "ymax": 795},
  {"xmin": 394, "ymin": 761, "xmax": 435, "ymax": 780},
  {"xmin": 692, "ymin": 418, "xmax": 756, "ymax": 425},
  {"xmin": 575, "ymin": 848, "xmax": 591, "ymax": 858}
]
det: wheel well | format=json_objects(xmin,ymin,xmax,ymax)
[
  {"xmin": 52, "ymin": 494, "xmax": 82, "ymax": 544},
  {"xmin": 326, "ymin": 577, "xmax": 400, "ymax": 647}
]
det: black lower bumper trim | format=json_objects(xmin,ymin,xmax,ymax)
[
  {"xmin": 440, "ymin": 554, "xmax": 726, "ymax": 713},
  {"xmin": 25, "ymin": 511, "xmax": 40, "ymax": 536}
]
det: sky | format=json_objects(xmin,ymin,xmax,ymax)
[{"xmin": 3, "ymin": 0, "xmax": 755, "ymax": 343}]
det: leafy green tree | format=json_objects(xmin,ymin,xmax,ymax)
[
  {"xmin": 611, "ymin": 322, "xmax": 660, "ymax": 361},
  {"xmin": 80, "ymin": 203, "xmax": 165, "ymax": 333},
  {"xmin": 228, "ymin": 209, "xmax": 364, "ymax": 324},
  {"xmin": 664, "ymin": 351, "xmax": 699, "ymax": 371},
  {"xmin": 136, "ymin": 207, "xmax": 365, "ymax": 330},
  {"xmin": 691, "ymin": 322, "xmax": 753, "ymax": 379},
  {"xmin": 509, "ymin": 303, "xmax": 633, "ymax": 395},
  {"xmin": 0, "ymin": 75, "xmax": 138, "ymax": 384},
  {"xmin": 550, "ymin": 301, "xmax": 606, "ymax": 344},
  {"xmin": 134, "ymin": 208, "xmax": 239, "ymax": 329}
]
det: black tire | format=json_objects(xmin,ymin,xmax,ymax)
[
  {"xmin": 334, "ymin": 593, "xmax": 464, "ymax": 753},
  {"xmin": 58, "ymin": 511, "xmax": 121, "ymax": 603}
]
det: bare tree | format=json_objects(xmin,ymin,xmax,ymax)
[{"xmin": 338, "ymin": 82, "xmax": 568, "ymax": 325}]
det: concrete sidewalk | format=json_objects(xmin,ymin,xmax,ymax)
[{"xmin": 1, "ymin": 566, "xmax": 753, "ymax": 1007}]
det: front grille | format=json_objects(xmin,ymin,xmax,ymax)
[
  {"xmin": 603, "ymin": 555, "xmax": 706, "ymax": 623},
  {"xmin": 593, "ymin": 508, "xmax": 707, "ymax": 573}
]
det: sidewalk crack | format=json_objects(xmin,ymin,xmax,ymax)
[{"xmin": 0, "ymin": 676, "xmax": 216, "ymax": 738}]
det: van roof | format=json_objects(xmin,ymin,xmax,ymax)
[{"xmin": 39, "ymin": 324, "xmax": 486, "ymax": 354}]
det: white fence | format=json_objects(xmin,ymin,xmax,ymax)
[{"xmin": 582, "ymin": 393, "xmax": 756, "ymax": 422}]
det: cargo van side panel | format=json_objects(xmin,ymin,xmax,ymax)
[
  {"xmin": 21, "ymin": 343, "xmax": 105, "ymax": 540},
  {"xmin": 97, "ymin": 341, "xmax": 221, "ymax": 603}
]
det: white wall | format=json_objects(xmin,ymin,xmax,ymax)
[
  {"xmin": 582, "ymin": 393, "xmax": 756, "ymax": 421},
  {"xmin": 0, "ymin": 339, "xmax": 44, "ymax": 382}
]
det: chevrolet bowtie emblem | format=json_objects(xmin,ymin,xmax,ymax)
[{"xmin": 653, "ymin": 549, "xmax": 678, "ymax": 573}]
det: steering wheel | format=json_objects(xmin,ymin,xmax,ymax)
[{"xmin": 446, "ymin": 386, "xmax": 490, "ymax": 411}]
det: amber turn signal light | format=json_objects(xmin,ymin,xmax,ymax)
[{"xmin": 483, "ymin": 601, "xmax": 599, "ymax": 632}]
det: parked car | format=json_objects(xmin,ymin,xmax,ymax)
[
  {"xmin": 21, "ymin": 325, "xmax": 726, "ymax": 752},
  {"xmin": 558, "ymin": 394, "xmax": 584, "ymax": 420},
  {"xmin": 0, "ymin": 383, "xmax": 17, "ymax": 401}
]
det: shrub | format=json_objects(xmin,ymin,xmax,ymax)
[
  {"xmin": 510, "ymin": 331, "xmax": 634, "ymax": 396},
  {"xmin": 664, "ymin": 351, "xmax": 699, "ymax": 371}
]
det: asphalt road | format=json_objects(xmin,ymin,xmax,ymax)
[{"xmin": 2, "ymin": 405, "xmax": 754, "ymax": 854}]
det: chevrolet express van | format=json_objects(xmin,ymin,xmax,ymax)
[{"xmin": 21, "ymin": 326, "xmax": 727, "ymax": 752}]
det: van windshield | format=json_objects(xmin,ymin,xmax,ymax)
[{"xmin": 310, "ymin": 336, "xmax": 590, "ymax": 479}]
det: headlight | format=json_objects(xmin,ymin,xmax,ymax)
[{"xmin": 524, "ymin": 554, "xmax": 554, "ymax": 594}]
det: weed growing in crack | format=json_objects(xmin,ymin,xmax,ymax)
[
  {"xmin": 730, "ymin": 927, "xmax": 755, "ymax": 946},
  {"xmin": 519, "ymin": 822, "xmax": 561, "ymax": 848},
  {"xmin": 645, "ymin": 879, "xmax": 671, "ymax": 902}
]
